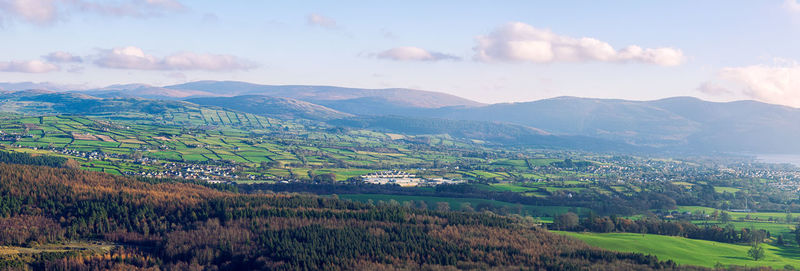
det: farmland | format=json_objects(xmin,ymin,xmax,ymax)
[
  {"xmin": 673, "ymin": 206, "xmax": 800, "ymax": 246},
  {"xmin": 3, "ymin": 103, "xmax": 800, "ymax": 268},
  {"xmin": 560, "ymin": 231, "xmax": 800, "ymax": 269},
  {"xmin": 0, "ymin": 113, "xmax": 606, "ymax": 185}
]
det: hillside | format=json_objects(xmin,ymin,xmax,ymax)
[
  {"xmin": 187, "ymin": 95, "xmax": 352, "ymax": 120},
  {"xmin": 8, "ymin": 80, "xmax": 800, "ymax": 154},
  {"xmin": 166, "ymin": 80, "xmax": 484, "ymax": 109},
  {"xmin": 562, "ymin": 232, "xmax": 800, "ymax": 269},
  {"xmin": 81, "ymin": 83, "xmax": 219, "ymax": 100},
  {"xmin": 12, "ymin": 92, "xmax": 192, "ymax": 115},
  {"xmin": 647, "ymin": 97, "xmax": 800, "ymax": 153},
  {"xmin": 87, "ymin": 81, "xmax": 800, "ymax": 154},
  {"xmin": 421, "ymin": 96, "xmax": 800, "ymax": 153},
  {"xmin": 0, "ymin": 162, "xmax": 686, "ymax": 270},
  {"xmin": 424, "ymin": 97, "xmax": 699, "ymax": 146}
]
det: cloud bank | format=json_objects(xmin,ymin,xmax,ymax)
[
  {"xmin": 0, "ymin": 60, "xmax": 59, "ymax": 73},
  {"xmin": 474, "ymin": 22, "xmax": 685, "ymax": 66},
  {"xmin": 785, "ymin": 0, "xmax": 800, "ymax": 13},
  {"xmin": 719, "ymin": 60, "xmax": 800, "ymax": 107},
  {"xmin": 0, "ymin": 0, "xmax": 58, "ymax": 25},
  {"xmin": 0, "ymin": 0, "xmax": 185, "ymax": 25},
  {"xmin": 43, "ymin": 51, "xmax": 82, "ymax": 63},
  {"xmin": 94, "ymin": 46, "xmax": 255, "ymax": 71},
  {"xmin": 696, "ymin": 81, "xmax": 732, "ymax": 96},
  {"xmin": 377, "ymin": 47, "xmax": 460, "ymax": 62}
]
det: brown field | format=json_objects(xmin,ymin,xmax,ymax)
[
  {"xmin": 72, "ymin": 133, "xmax": 98, "ymax": 140},
  {"xmin": 95, "ymin": 135, "xmax": 116, "ymax": 142}
]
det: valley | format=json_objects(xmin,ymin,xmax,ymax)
[
  {"xmin": 1, "ymin": 83, "xmax": 800, "ymax": 269},
  {"xmin": 2, "ymin": 2, "xmax": 797, "ymax": 269}
]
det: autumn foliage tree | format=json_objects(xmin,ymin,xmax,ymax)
[{"xmin": 0, "ymin": 162, "xmax": 692, "ymax": 270}]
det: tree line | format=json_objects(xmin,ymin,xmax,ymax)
[{"xmin": 552, "ymin": 212, "xmax": 768, "ymax": 244}]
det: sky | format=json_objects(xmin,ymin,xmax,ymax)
[{"xmin": 1, "ymin": 0, "xmax": 800, "ymax": 106}]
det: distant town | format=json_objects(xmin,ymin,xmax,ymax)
[{"xmin": 361, "ymin": 170, "xmax": 465, "ymax": 187}]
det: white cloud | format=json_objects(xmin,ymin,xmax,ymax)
[
  {"xmin": 307, "ymin": 13, "xmax": 336, "ymax": 29},
  {"xmin": 719, "ymin": 60, "xmax": 800, "ymax": 107},
  {"xmin": 0, "ymin": 60, "xmax": 59, "ymax": 73},
  {"xmin": 0, "ymin": 0, "xmax": 185, "ymax": 25},
  {"xmin": 784, "ymin": 0, "xmax": 800, "ymax": 13},
  {"xmin": 376, "ymin": 47, "xmax": 460, "ymax": 62},
  {"xmin": 94, "ymin": 46, "xmax": 256, "ymax": 71},
  {"xmin": 142, "ymin": 0, "xmax": 184, "ymax": 11},
  {"xmin": 0, "ymin": 0, "xmax": 58, "ymax": 25},
  {"xmin": 43, "ymin": 51, "xmax": 82, "ymax": 63},
  {"xmin": 474, "ymin": 22, "xmax": 685, "ymax": 66},
  {"xmin": 65, "ymin": 0, "xmax": 186, "ymax": 17},
  {"xmin": 696, "ymin": 81, "xmax": 732, "ymax": 96},
  {"xmin": 95, "ymin": 46, "xmax": 158, "ymax": 69}
]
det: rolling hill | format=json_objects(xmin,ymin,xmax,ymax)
[
  {"xmin": 327, "ymin": 115, "xmax": 637, "ymax": 152},
  {"xmin": 7, "ymin": 80, "xmax": 800, "ymax": 154},
  {"xmin": 187, "ymin": 95, "xmax": 352, "ymax": 120},
  {"xmin": 420, "ymin": 96, "xmax": 800, "ymax": 153},
  {"xmin": 1, "ymin": 91, "xmax": 198, "ymax": 116},
  {"xmin": 166, "ymin": 80, "xmax": 484, "ymax": 109},
  {"xmin": 80, "ymin": 83, "xmax": 219, "ymax": 100},
  {"xmin": 163, "ymin": 81, "xmax": 800, "ymax": 154}
]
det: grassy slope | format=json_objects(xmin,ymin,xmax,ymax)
[{"xmin": 559, "ymin": 231, "xmax": 800, "ymax": 268}]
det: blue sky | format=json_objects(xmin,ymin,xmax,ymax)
[{"xmin": 1, "ymin": 0, "xmax": 800, "ymax": 106}]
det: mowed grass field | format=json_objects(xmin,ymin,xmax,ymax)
[{"xmin": 559, "ymin": 231, "xmax": 800, "ymax": 269}]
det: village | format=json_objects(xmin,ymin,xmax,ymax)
[{"xmin": 360, "ymin": 170, "xmax": 465, "ymax": 187}]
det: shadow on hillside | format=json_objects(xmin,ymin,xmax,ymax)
[{"xmin": 772, "ymin": 245, "xmax": 800, "ymax": 259}]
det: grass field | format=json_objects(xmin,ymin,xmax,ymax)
[
  {"xmin": 559, "ymin": 231, "xmax": 800, "ymax": 268},
  {"xmin": 677, "ymin": 206, "xmax": 800, "ymax": 221},
  {"xmin": 0, "ymin": 242, "xmax": 115, "ymax": 256}
]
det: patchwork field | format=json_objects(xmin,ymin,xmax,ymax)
[{"xmin": 3, "ymin": 114, "xmax": 579, "ymax": 183}]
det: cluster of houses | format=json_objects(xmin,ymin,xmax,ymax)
[
  {"xmin": 122, "ymin": 163, "xmax": 245, "ymax": 181},
  {"xmin": 361, "ymin": 170, "xmax": 464, "ymax": 187},
  {"xmin": 769, "ymin": 180, "xmax": 800, "ymax": 192},
  {"xmin": 0, "ymin": 132, "xmax": 35, "ymax": 141},
  {"xmin": 160, "ymin": 163, "xmax": 244, "ymax": 180},
  {"xmin": 55, "ymin": 148, "xmax": 117, "ymax": 160}
]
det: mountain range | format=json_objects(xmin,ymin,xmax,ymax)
[{"xmin": 2, "ymin": 80, "xmax": 798, "ymax": 154}]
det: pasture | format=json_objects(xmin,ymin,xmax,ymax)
[{"xmin": 560, "ymin": 231, "xmax": 800, "ymax": 269}]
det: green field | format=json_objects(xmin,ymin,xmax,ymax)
[
  {"xmin": 714, "ymin": 186, "xmax": 741, "ymax": 193},
  {"xmin": 559, "ymin": 231, "xmax": 800, "ymax": 269},
  {"xmin": 0, "ymin": 113, "xmax": 614, "ymax": 184},
  {"xmin": 486, "ymin": 182, "xmax": 541, "ymax": 192},
  {"xmin": 677, "ymin": 206, "xmax": 800, "ymax": 221}
]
